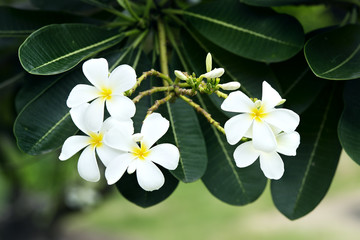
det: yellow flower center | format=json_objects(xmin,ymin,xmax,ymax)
[
  {"xmin": 250, "ymin": 106, "xmax": 267, "ymax": 122},
  {"xmin": 132, "ymin": 143, "xmax": 150, "ymax": 160},
  {"xmin": 100, "ymin": 87, "xmax": 112, "ymax": 100},
  {"xmin": 89, "ymin": 132, "xmax": 103, "ymax": 148}
]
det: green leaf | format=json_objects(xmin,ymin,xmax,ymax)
[
  {"xmin": 338, "ymin": 80, "xmax": 360, "ymax": 165},
  {"xmin": 271, "ymin": 83, "xmax": 343, "ymax": 219},
  {"xmin": 271, "ymin": 51, "xmax": 326, "ymax": 114},
  {"xmin": 14, "ymin": 69, "xmax": 85, "ymax": 155},
  {"xmin": 14, "ymin": 49, "xmax": 134, "ymax": 155},
  {"xmin": 19, "ymin": 24, "xmax": 124, "ymax": 75},
  {"xmin": 198, "ymin": 95, "xmax": 267, "ymax": 205},
  {"xmin": 304, "ymin": 24, "xmax": 360, "ymax": 80},
  {"xmin": 116, "ymin": 166, "xmax": 179, "ymax": 208},
  {"xmin": 165, "ymin": 99, "xmax": 208, "ymax": 182},
  {"xmin": 184, "ymin": 0, "xmax": 304, "ymax": 62},
  {"xmin": 0, "ymin": 7, "xmax": 94, "ymax": 37},
  {"xmin": 240, "ymin": 0, "xmax": 315, "ymax": 7}
]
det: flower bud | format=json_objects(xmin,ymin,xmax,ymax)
[
  {"xmin": 218, "ymin": 82, "xmax": 241, "ymax": 91},
  {"xmin": 206, "ymin": 53, "xmax": 212, "ymax": 72},
  {"xmin": 132, "ymin": 133, "xmax": 144, "ymax": 142},
  {"xmin": 202, "ymin": 68, "xmax": 225, "ymax": 79},
  {"xmin": 276, "ymin": 99, "xmax": 286, "ymax": 106},
  {"xmin": 174, "ymin": 70, "xmax": 188, "ymax": 80}
]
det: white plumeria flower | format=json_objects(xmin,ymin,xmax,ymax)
[
  {"xmin": 234, "ymin": 131, "xmax": 300, "ymax": 180},
  {"xmin": 104, "ymin": 113, "xmax": 180, "ymax": 191},
  {"xmin": 59, "ymin": 103, "xmax": 134, "ymax": 182},
  {"xmin": 221, "ymin": 81, "xmax": 300, "ymax": 152},
  {"xmin": 66, "ymin": 58, "xmax": 137, "ymax": 132}
]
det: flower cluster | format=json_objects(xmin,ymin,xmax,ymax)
[
  {"xmin": 59, "ymin": 58, "xmax": 180, "ymax": 191},
  {"xmin": 221, "ymin": 81, "xmax": 300, "ymax": 179}
]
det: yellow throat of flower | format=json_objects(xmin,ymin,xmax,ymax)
[
  {"xmin": 132, "ymin": 143, "xmax": 150, "ymax": 160},
  {"xmin": 100, "ymin": 87, "xmax": 112, "ymax": 100},
  {"xmin": 250, "ymin": 105, "xmax": 267, "ymax": 122},
  {"xmin": 89, "ymin": 132, "xmax": 104, "ymax": 148}
]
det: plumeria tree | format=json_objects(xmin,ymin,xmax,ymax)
[{"xmin": 1, "ymin": 0, "xmax": 360, "ymax": 229}]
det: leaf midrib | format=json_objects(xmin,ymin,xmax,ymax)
[
  {"xmin": 22, "ymin": 32, "xmax": 123, "ymax": 73},
  {"xmin": 184, "ymin": 11, "xmax": 299, "ymax": 48},
  {"xmin": 197, "ymin": 95, "xmax": 248, "ymax": 200},
  {"xmin": 320, "ymin": 43, "xmax": 360, "ymax": 76},
  {"xmin": 292, "ymin": 86, "xmax": 335, "ymax": 215}
]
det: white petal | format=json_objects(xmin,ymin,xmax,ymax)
[
  {"xmin": 233, "ymin": 141, "xmax": 260, "ymax": 168},
  {"xmin": 141, "ymin": 113, "xmax": 169, "ymax": 148},
  {"xmin": 84, "ymin": 98, "xmax": 105, "ymax": 132},
  {"xmin": 224, "ymin": 114, "xmax": 253, "ymax": 145},
  {"xmin": 66, "ymin": 84, "xmax": 100, "ymax": 108},
  {"xmin": 264, "ymin": 109, "xmax": 300, "ymax": 133},
  {"xmin": 109, "ymin": 64, "xmax": 137, "ymax": 94},
  {"xmin": 104, "ymin": 127, "xmax": 137, "ymax": 151},
  {"xmin": 106, "ymin": 95, "xmax": 136, "ymax": 120},
  {"xmin": 127, "ymin": 159, "xmax": 139, "ymax": 174},
  {"xmin": 101, "ymin": 117, "xmax": 134, "ymax": 135},
  {"xmin": 221, "ymin": 91, "xmax": 254, "ymax": 113},
  {"xmin": 206, "ymin": 53, "xmax": 212, "ymax": 72},
  {"xmin": 105, "ymin": 153, "xmax": 133, "ymax": 185},
  {"xmin": 202, "ymin": 68, "xmax": 224, "ymax": 78},
  {"xmin": 147, "ymin": 144, "xmax": 179, "ymax": 170},
  {"xmin": 77, "ymin": 146, "xmax": 100, "ymax": 182},
  {"xmin": 259, "ymin": 152, "xmax": 284, "ymax": 180},
  {"xmin": 82, "ymin": 58, "xmax": 109, "ymax": 89},
  {"xmin": 252, "ymin": 120, "xmax": 277, "ymax": 152},
  {"xmin": 136, "ymin": 161, "xmax": 165, "ymax": 191},
  {"xmin": 261, "ymin": 81, "xmax": 282, "ymax": 111},
  {"xmin": 59, "ymin": 135, "xmax": 90, "ymax": 160},
  {"xmin": 70, "ymin": 103, "xmax": 91, "ymax": 135},
  {"xmin": 276, "ymin": 132, "xmax": 300, "ymax": 156},
  {"xmin": 96, "ymin": 144, "xmax": 125, "ymax": 167}
]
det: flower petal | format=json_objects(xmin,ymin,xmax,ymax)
[
  {"xmin": 59, "ymin": 135, "xmax": 90, "ymax": 160},
  {"xmin": 96, "ymin": 144, "xmax": 125, "ymax": 167},
  {"xmin": 84, "ymin": 98, "xmax": 105, "ymax": 132},
  {"xmin": 82, "ymin": 58, "xmax": 109, "ymax": 89},
  {"xmin": 109, "ymin": 64, "xmax": 137, "ymax": 94},
  {"xmin": 259, "ymin": 152, "xmax": 284, "ymax": 180},
  {"xmin": 127, "ymin": 159, "xmax": 139, "ymax": 174},
  {"xmin": 265, "ymin": 108, "xmax": 300, "ymax": 133},
  {"xmin": 141, "ymin": 113, "xmax": 169, "ymax": 148},
  {"xmin": 70, "ymin": 103, "xmax": 91, "ymax": 135},
  {"xmin": 136, "ymin": 161, "xmax": 165, "ymax": 191},
  {"xmin": 66, "ymin": 84, "xmax": 100, "ymax": 108},
  {"xmin": 221, "ymin": 91, "xmax": 254, "ymax": 113},
  {"xmin": 104, "ymin": 127, "xmax": 138, "ymax": 152},
  {"xmin": 276, "ymin": 131, "xmax": 300, "ymax": 156},
  {"xmin": 105, "ymin": 153, "xmax": 133, "ymax": 185},
  {"xmin": 201, "ymin": 68, "xmax": 224, "ymax": 78},
  {"xmin": 106, "ymin": 95, "xmax": 136, "ymax": 120},
  {"xmin": 147, "ymin": 143, "xmax": 179, "ymax": 170},
  {"xmin": 233, "ymin": 141, "xmax": 260, "ymax": 168},
  {"xmin": 101, "ymin": 117, "xmax": 134, "ymax": 135},
  {"xmin": 77, "ymin": 146, "xmax": 100, "ymax": 182},
  {"xmin": 252, "ymin": 120, "xmax": 277, "ymax": 152},
  {"xmin": 261, "ymin": 81, "xmax": 282, "ymax": 110},
  {"xmin": 224, "ymin": 114, "xmax": 253, "ymax": 145}
]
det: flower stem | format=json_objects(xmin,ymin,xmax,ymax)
[
  {"xmin": 133, "ymin": 86, "xmax": 174, "ymax": 103},
  {"xmin": 126, "ymin": 69, "xmax": 173, "ymax": 96},
  {"xmin": 147, "ymin": 93, "xmax": 175, "ymax": 116},
  {"xmin": 157, "ymin": 18, "xmax": 169, "ymax": 78},
  {"xmin": 215, "ymin": 90, "xmax": 228, "ymax": 99},
  {"xmin": 179, "ymin": 95, "xmax": 225, "ymax": 134}
]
